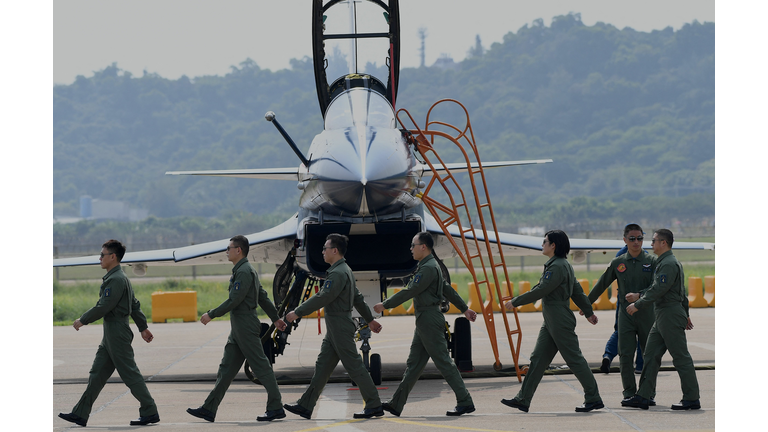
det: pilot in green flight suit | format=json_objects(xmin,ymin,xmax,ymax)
[
  {"xmin": 501, "ymin": 230, "xmax": 604, "ymax": 413},
  {"xmin": 588, "ymin": 223, "xmax": 656, "ymax": 399},
  {"xmin": 624, "ymin": 229, "xmax": 700, "ymax": 411},
  {"xmin": 187, "ymin": 235, "xmax": 287, "ymax": 423},
  {"xmin": 284, "ymin": 233, "xmax": 384, "ymax": 419},
  {"xmin": 373, "ymin": 232, "xmax": 477, "ymax": 417},
  {"xmin": 58, "ymin": 240, "xmax": 159, "ymax": 427}
]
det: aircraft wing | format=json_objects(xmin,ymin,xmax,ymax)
[
  {"xmin": 53, "ymin": 215, "xmax": 299, "ymax": 268},
  {"xmin": 422, "ymin": 159, "xmax": 553, "ymax": 176},
  {"xmin": 165, "ymin": 167, "xmax": 302, "ymax": 181},
  {"xmin": 424, "ymin": 214, "xmax": 714, "ymax": 261}
]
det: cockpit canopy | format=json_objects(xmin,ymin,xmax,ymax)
[{"xmin": 324, "ymin": 87, "xmax": 396, "ymax": 130}]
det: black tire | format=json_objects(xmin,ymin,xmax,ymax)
[
  {"xmin": 453, "ymin": 317, "xmax": 473, "ymax": 372},
  {"xmin": 370, "ymin": 353, "xmax": 382, "ymax": 385}
]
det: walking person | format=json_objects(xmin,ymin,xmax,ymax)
[
  {"xmin": 58, "ymin": 239, "xmax": 160, "ymax": 427},
  {"xmin": 372, "ymin": 232, "xmax": 478, "ymax": 417},
  {"xmin": 283, "ymin": 233, "xmax": 384, "ymax": 419},
  {"xmin": 187, "ymin": 235, "xmax": 288, "ymax": 422},
  {"xmin": 623, "ymin": 229, "xmax": 700, "ymax": 410},
  {"xmin": 501, "ymin": 230, "xmax": 603, "ymax": 413}
]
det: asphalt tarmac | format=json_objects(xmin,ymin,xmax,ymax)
[{"xmin": 53, "ymin": 308, "xmax": 715, "ymax": 431}]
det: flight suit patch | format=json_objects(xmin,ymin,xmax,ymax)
[
  {"xmin": 104, "ymin": 288, "xmax": 111, "ymax": 297},
  {"xmin": 323, "ymin": 280, "xmax": 332, "ymax": 290},
  {"xmin": 617, "ymin": 263, "xmax": 627, "ymax": 273},
  {"xmin": 234, "ymin": 281, "xmax": 241, "ymax": 291},
  {"xmin": 642, "ymin": 264, "xmax": 652, "ymax": 272},
  {"xmin": 660, "ymin": 275, "xmax": 667, "ymax": 283},
  {"xmin": 413, "ymin": 274, "xmax": 422, "ymax": 284},
  {"xmin": 544, "ymin": 271, "xmax": 552, "ymax": 280}
]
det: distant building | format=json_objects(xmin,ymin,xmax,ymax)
[
  {"xmin": 432, "ymin": 54, "xmax": 458, "ymax": 70},
  {"xmin": 54, "ymin": 196, "xmax": 149, "ymax": 224},
  {"xmin": 518, "ymin": 226, "xmax": 546, "ymax": 236}
]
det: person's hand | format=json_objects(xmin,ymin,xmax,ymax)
[
  {"xmin": 579, "ymin": 310, "xmax": 585, "ymax": 316},
  {"xmin": 464, "ymin": 309, "xmax": 477, "ymax": 322},
  {"xmin": 73, "ymin": 319, "xmax": 83, "ymax": 331},
  {"xmin": 504, "ymin": 300, "xmax": 517, "ymax": 311},
  {"xmin": 368, "ymin": 319, "xmax": 382, "ymax": 333},
  {"xmin": 373, "ymin": 303, "xmax": 385, "ymax": 314},
  {"xmin": 625, "ymin": 293, "xmax": 640, "ymax": 303},
  {"xmin": 200, "ymin": 313, "xmax": 212, "ymax": 325},
  {"xmin": 275, "ymin": 319, "xmax": 287, "ymax": 332},
  {"xmin": 686, "ymin": 317, "xmax": 694, "ymax": 330},
  {"xmin": 586, "ymin": 315, "xmax": 598, "ymax": 325},
  {"xmin": 626, "ymin": 303, "xmax": 638, "ymax": 316},
  {"xmin": 141, "ymin": 329, "xmax": 154, "ymax": 343},
  {"xmin": 285, "ymin": 311, "xmax": 298, "ymax": 323}
]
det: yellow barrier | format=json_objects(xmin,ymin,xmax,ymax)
[
  {"xmin": 385, "ymin": 288, "xmax": 408, "ymax": 316},
  {"xmin": 151, "ymin": 291, "xmax": 197, "ymax": 323},
  {"xmin": 307, "ymin": 308, "xmax": 324, "ymax": 318},
  {"xmin": 467, "ymin": 282, "xmax": 484, "ymax": 312},
  {"xmin": 687, "ymin": 277, "xmax": 709, "ymax": 308},
  {"xmin": 591, "ymin": 279, "xmax": 615, "ymax": 310},
  {"xmin": 570, "ymin": 279, "xmax": 590, "ymax": 311},
  {"xmin": 446, "ymin": 283, "xmax": 462, "ymax": 314},
  {"xmin": 704, "ymin": 276, "xmax": 715, "ymax": 307},
  {"xmin": 515, "ymin": 281, "xmax": 541, "ymax": 312},
  {"xmin": 484, "ymin": 283, "xmax": 501, "ymax": 312}
]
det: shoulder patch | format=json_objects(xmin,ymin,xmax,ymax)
[
  {"xmin": 617, "ymin": 263, "xmax": 627, "ymax": 273},
  {"xmin": 660, "ymin": 274, "xmax": 667, "ymax": 283},
  {"xmin": 234, "ymin": 281, "xmax": 241, "ymax": 291},
  {"xmin": 544, "ymin": 271, "xmax": 552, "ymax": 280},
  {"xmin": 104, "ymin": 288, "xmax": 111, "ymax": 297},
  {"xmin": 413, "ymin": 274, "xmax": 422, "ymax": 284},
  {"xmin": 323, "ymin": 279, "xmax": 332, "ymax": 290}
]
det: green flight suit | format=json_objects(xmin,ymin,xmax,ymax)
[
  {"xmin": 292, "ymin": 258, "xmax": 381, "ymax": 412},
  {"xmin": 71, "ymin": 265, "xmax": 158, "ymax": 421},
  {"xmin": 508, "ymin": 256, "xmax": 602, "ymax": 407},
  {"xmin": 633, "ymin": 250, "xmax": 699, "ymax": 401},
  {"xmin": 588, "ymin": 250, "xmax": 656, "ymax": 397},
  {"xmin": 381, "ymin": 253, "xmax": 473, "ymax": 413},
  {"xmin": 202, "ymin": 257, "xmax": 283, "ymax": 413}
]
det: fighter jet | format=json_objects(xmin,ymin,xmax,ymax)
[{"xmin": 53, "ymin": 0, "xmax": 714, "ymax": 378}]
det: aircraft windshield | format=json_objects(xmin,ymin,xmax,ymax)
[{"xmin": 325, "ymin": 89, "xmax": 396, "ymax": 130}]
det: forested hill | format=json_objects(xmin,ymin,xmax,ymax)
[{"xmin": 53, "ymin": 14, "xmax": 714, "ymax": 228}]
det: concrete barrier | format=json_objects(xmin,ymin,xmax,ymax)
[
  {"xmin": 151, "ymin": 291, "xmax": 197, "ymax": 323},
  {"xmin": 687, "ymin": 276, "xmax": 709, "ymax": 308},
  {"xmin": 704, "ymin": 275, "xmax": 715, "ymax": 307},
  {"xmin": 484, "ymin": 283, "xmax": 502, "ymax": 313}
]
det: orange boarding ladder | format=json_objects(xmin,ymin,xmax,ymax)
[{"xmin": 397, "ymin": 100, "xmax": 523, "ymax": 381}]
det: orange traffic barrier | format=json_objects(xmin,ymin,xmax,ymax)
[
  {"xmin": 591, "ymin": 279, "xmax": 615, "ymax": 310},
  {"xmin": 570, "ymin": 279, "xmax": 590, "ymax": 311},
  {"xmin": 704, "ymin": 276, "xmax": 715, "ymax": 307},
  {"xmin": 151, "ymin": 291, "xmax": 197, "ymax": 323},
  {"xmin": 446, "ymin": 283, "xmax": 462, "ymax": 314},
  {"xmin": 515, "ymin": 281, "xmax": 540, "ymax": 312},
  {"xmin": 687, "ymin": 277, "xmax": 709, "ymax": 308}
]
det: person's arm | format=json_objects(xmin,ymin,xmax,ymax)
[
  {"xmin": 571, "ymin": 278, "xmax": 595, "ymax": 318},
  {"xmin": 443, "ymin": 280, "xmax": 469, "ymax": 313},
  {"xmin": 587, "ymin": 263, "xmax": 616, "ymax": 304},
  {"xmin": 634, "ymin": 260, "xmax": 677, "ymax": 310},
  {"xmin": 294, "ymin": 272, "xmax": 343, "ymax": 317},
  {"xmin": 208, "ymin": 270, "xmax": 251, "ymax": 319},
  {"xmin": 79, "ymin": 279, "xmax": 124, "ymax": 325},
  {"xmin": 129, "ymin": 289, "xmax": 149, "ymax": 333},
  {"xmin": 509, "ymin": 266, "xmax": 563, "ymax": 308},
  {"xmin": 353, "ymin": 287, "xmax": 375, "ymax": 323},
  {"xmin": 381, "ymin": 268, "xmax": 433, "ymax": 309}
]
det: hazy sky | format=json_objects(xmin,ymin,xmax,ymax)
[{"xmin": 53, "ymin": 0, "xmax": 714, "ymax": 85}]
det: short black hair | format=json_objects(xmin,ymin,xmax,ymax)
[
  {"xmin": 545, "ymin": 229, "xmax": 570, "ymax": 258},
  {"xmin": 102, "ymin": 239, "xmax": 126, "ymax": 262},
  {"xmin": 623, "ymin": 223, "xmax": 644, "ymax": 237},
  {"xmin": 230, "ymin": 234, "xmax": 250, "ymax": 257},
  {"xmin": 326, "ymin": 233, "xmax": 349, "ymax": 256},
  {"xmin": 415, "ymin": 231, "xmax": 434, "ymax": 250},
  {"xmin": 654, "ymin": 229, "xmax": 674, "ymax": 247}
]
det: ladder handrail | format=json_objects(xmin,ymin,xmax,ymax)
[{"xmin": 396, "ymin": 100, "xmax": 523, "ymax": 380}]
